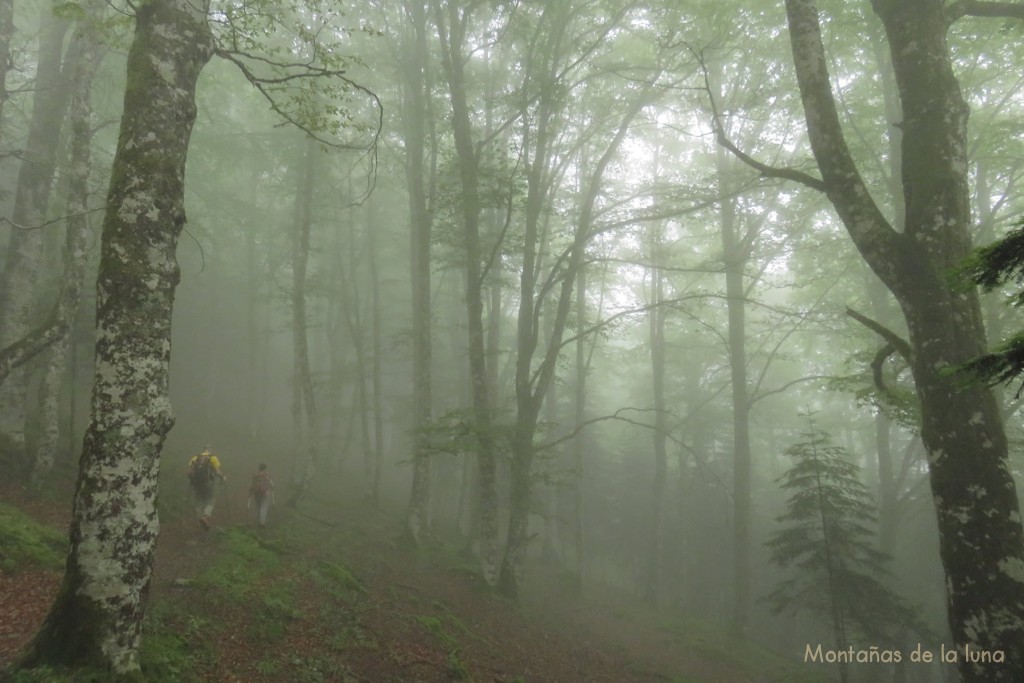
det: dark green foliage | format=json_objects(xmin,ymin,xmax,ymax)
[
  {"xmin": 959, "ymin": 219, "xmax": 1024, "ymax": 393},
  {"xmin": 960, "ymin": 220, "xmax": 1024, "ymax": 300},
  {"xmin": 765, "ymin": 429, "xmax": 924, "ymax": 644}
]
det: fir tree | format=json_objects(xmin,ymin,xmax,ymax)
[
  {"xmin": 765, "ymin": 428, "xmax": 925, "ymax": 681},
  {"xmin": 959, "ymin": 217, "xmax": 1024, "ymax": 394}
]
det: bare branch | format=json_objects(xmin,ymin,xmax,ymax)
[
  {"xmin": 689, "ymin": 43, "xmax": 827, "ymax": 193},
  {"xmin": 0, "ymin": 309, "xmax": 66, "ymax": 385},
  {"xmin": 749, "ymin": 374, "xmax": 833, "ymax": 406},
  {"xmin": 535, "ymin": 407, "xmax": 734, "ymax": 499},
  {"xmin": 846, "ymin": 307, "xmax": 913, "ymax": 362},
  {"xmin": 948, "ymin": 0, "xmax": 1024, "ymax": 23},
  {"xmin": 1, "ymin": 207, "xmax": 104, "ymax": 231}
]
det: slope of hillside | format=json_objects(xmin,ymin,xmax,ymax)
[{"xmin": 0, "ymin": 480, "xmax": 828, "ymax": 682}]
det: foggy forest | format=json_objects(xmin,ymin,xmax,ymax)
[{"xmin": 2, "ymin": 0, "xmax": 1024, "ymax": 681}]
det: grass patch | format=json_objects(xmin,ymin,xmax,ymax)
[
  {"xmin": 313, "ymin": 559, "xmax": 366, "ymax": 601},
  {"xmin": 138, "ymin": 603, "xmax": 212, "ymax": 681},
  {"xmin": 194, "ymin": 527, "xmax": 280, "ymax": 602},
  {"xmin": 0, "ymin": 502, "xmax": 65, "ymax": 574},
  {"xmin": 414, "ymin": 608, "xmax": 473, "ymax": 651}
]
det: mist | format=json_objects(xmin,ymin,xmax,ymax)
[{"xmin": 1, "ymin": 1, "xmax": 1023, "ymax": 681}]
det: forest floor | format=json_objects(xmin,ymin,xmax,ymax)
[{"xmin": 0, "ymin": 477, "xmax": 829, "ymax": 683}]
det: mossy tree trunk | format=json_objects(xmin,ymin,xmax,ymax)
[
  {"xmin": 16, "ymin": 0, "xmax": 213, "ymax": 676},
  {"xmin": 783, "ymin": 1, "xmax": 1024, "ymax": 679}
]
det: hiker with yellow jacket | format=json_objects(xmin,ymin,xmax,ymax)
[{"xmin": 187, "ymin": 445, "xmax": 227, "ymax": 530}]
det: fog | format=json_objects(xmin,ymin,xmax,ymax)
[{"xmin": 2, "ymin": 0, "xmax": 1023, "ymax": 681}]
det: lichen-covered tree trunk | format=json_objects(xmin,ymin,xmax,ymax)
[
  {"xmin": 15, "ymin": 0, "xmax": 213, "ymax": 675},
  {"xmin": 0, "ymin": 5, "xmax": 72, "ymax": 453},
  {"xmin": 31, "ymin": 7, "xmax": 106, "ymax": 488},
  {"xmin": 784, "ymin": 1, "xmax": 1024, "ymax": 679}
]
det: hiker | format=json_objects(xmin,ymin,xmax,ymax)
[
  {"xmin": 187, "ymin": 445, "xmax": 227, "ymax": 530},
  {"xmin": 248, "ymin": 463, "xmax": 275, "ymax": 528}
]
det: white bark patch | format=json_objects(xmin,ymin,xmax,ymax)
[
  {"xmin": 150, "ymin": 55, "xmax": 177, "ymax": 84},
  {"xmin": 967, "ymin": 485, "xmax": 987, "ymax": 500},
  {"xmin": 998, "ymin": 557, "xmax": 1024, "ymax": 585}
]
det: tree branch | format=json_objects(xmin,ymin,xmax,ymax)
[
  {"xmin": 690, "ymin": 43, "xmax": 827, "ymax": 193},
  {"xmin": 948, "ymin": 0, "xmax": 1024, "ymax": 23},
  {"xmin": 870, "ymin": 343, "xmax": 898, "ymax": 397},
  {"xmin": 0, "ymin": 308, "xmax": 66, "ymax": 386},
  {"xmin": 846, "ymin": 307, "xmax": 912, "ymax": 362},
  {"xmin": 535, "ymin": 407, "xmax": 734, "ymax": 499}
]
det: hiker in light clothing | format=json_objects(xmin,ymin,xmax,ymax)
[{"xmin": 248, "ymin": 463, "xmax": 275, "ymax": 528}]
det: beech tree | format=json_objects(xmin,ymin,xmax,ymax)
[
  {"xmin": 718, "ymin": 2, "xmax": 1024, "ymax": 679},
  {"xmin": 15, "ymin": 0, "xmax": 215, "ymax": 675}
]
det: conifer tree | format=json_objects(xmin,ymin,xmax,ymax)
[{"xmin": 766, "ymin": 427, "xmax": 924, "ymax": 682}]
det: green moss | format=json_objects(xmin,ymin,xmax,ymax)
[
  {"xmin": 0, "ymin": 503, "xmax": 66, "ymax": 574},
  {"xmin": 414, "ymin": 614, "xmax": 462, "ymax": 650},
  {"xmin": 313, "ymin": 559, "xmax": 366, "ymax": 600},
  {"xmin": 138, "ymin": 603, "xmax": 209, "ymax": 681},
  {"xmin": 446, "ymin": 650, "xmax": 471, "ymax": 681},
  {"xmin": 194, "ymin": 528, "xmax": 280, "ymax": 602}
]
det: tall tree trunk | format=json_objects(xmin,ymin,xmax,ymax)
[
  {"xmin": 401, "ymin": 0, "xmax": 433, "ymax": 544},
  {"xmin": 30, "ymin": 10, "xmax": 106, "ymax": 487},
  {"xmin": 286, "ymin": 136, "xmax": 320, "ymax": 508},
  {"xmin": 345, "ymin": 216, "xmax": 375, "ymax": 502},
  {"xmin": 245, "ymin": 165, "xmax": 268, "ymax": 452},
  {"xmin": 782, "ymin": 2, "xmax": 1024, "ymax": 679},
  {"xmin": 0, "ymin": 0, "xmax": 13, "ymax": 127},
  {"xmin": 433, "ymin": 0, "xmax": 500, "ymax": 585},
  {"xmin": 645, "ymin": 227, "xmax": 667, "ymax": 608},
  {"xmin": 366, "ymin": 200, "xmax": 384, "ymax": 505},
  {"xmin": 0, "ymin": 5, "xmax": 72, "ymax": 454},
  {"xmin": 715, "ymin": 144, "xmax": 752, "ymax": 636},
  {"xmin": 572, "ymin": 266, "xmax": 587, "ymax": 583},
  {"xmin": 16, "ymin": 1, "xmax": 212, "ymax": 674}
]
